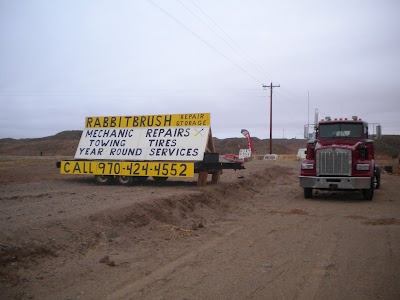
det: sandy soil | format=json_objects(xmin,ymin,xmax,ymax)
[{"xmin": 0, "ymin": 156, "xmax": 399, "ymax": 300}]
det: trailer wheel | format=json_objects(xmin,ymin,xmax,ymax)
[
  {"xmin": 153, "ymin": 176, "xmax": 168, "ymax": 183},
  {"xmin": 362, "ymin": 178, "xmax": 374, "ymax": 201},
  {"xmin": 116, "ymin": 176, "xmax": 134, "ymax": 186},
  {"xmin": 304, "ymin": 188, "xmax": 313, "ymax": 198},
  {"xmin": 374, "ymin": 165, "xmax": 381, "ymax": 189},
  {"xmin": 95, "ymin": 175, "xmax": 114, "ymax": 185}
]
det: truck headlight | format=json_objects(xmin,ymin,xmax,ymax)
[
  {"xmin": 301, "ymin": 163, "xmax": 314, "ymax": 170},
  {"xmin": 356, "ymin": 164, "xmax": 370, "ymax": 171}
]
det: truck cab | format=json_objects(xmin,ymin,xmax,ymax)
[{"xmin": 300, "ymin": 116, "xmax": 381, "ymax": 200}]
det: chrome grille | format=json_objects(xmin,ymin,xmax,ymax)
[{"xmin": 316, "ymin": 148, "xmax": 351, "ymax": 176}]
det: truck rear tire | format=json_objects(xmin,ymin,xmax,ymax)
[
  {"xmin": 362, "ymin": 178, "xmax": 374, "ymax": 201},
  {"xmin": 116, "ymin": 176, "xmax": 134, "ymax": 186},
  {"xmin": 95, "ymin": 175, "xmax": 114, "ymax": 185},
  {"xmin": 304, "ymin": 188, "xmax": 313, "ymax": 198}
]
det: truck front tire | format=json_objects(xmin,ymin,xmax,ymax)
[
  {"xmin": 374, "ymin": 166, "xmax": 381, "ymax": 189},
  {"xmin": 362, "ymin": 178, "xmax": 374, "ymax": 201},
  {"xmin": 304, "ymin": 188, "xmax": 313, "ymax": 198}
]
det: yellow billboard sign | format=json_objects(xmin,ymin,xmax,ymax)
[
  {"xmin": 60, "ymin": 161, "xmax": 194, "ymax": 177},
  {"xmin": 85, "ymin": 113, "xmax": 210, "ymax": 128}
]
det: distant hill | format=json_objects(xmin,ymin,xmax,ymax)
[
  {"xmin": 0, "ymin": 131, "xmax": 398, "ymax": 158},
  {"xmin": 375, "ymin": 135, "xmax": 400, "ymax": 158},
  {"xmin": 0, "ymin": 131, "xmax": 82, "ymax": 156},
  {"xmin": 213, "ymin": 137, "xmax": 305, "ymax": 156}
]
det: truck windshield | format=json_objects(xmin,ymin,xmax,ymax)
[{"xmin": 319, "ymin": 123, "xmax": 363, "ymax": 138}]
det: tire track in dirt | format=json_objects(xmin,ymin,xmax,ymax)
[
  {"xmin": 106, "ymin": 226, "xmax": 244, "ymax": 300},
  {"xmin": 294, "ymin": 226, "xmax": 339, "ymax": 300}
]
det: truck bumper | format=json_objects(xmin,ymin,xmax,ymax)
[{"xmin": 299, "ymin": 176, "xmax": 371, "ymax": 190}]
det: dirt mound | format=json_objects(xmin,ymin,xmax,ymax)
[
  {"xmin": 0, "ymin": 162, "xmax": 288, "ymax": 288},
  {"xmin": 0, "ymin": 160, "xmax": 290, "ymax": 298}
]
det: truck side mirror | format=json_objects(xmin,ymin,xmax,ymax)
[{"xmin": 304, "ymin": 125, "xmax": 309, "ymax": 139}]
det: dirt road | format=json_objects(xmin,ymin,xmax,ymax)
[{"xmin": 1, "ymin": 157, "xmax": 399, "ymax": 299}]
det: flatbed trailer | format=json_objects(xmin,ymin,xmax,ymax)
[{"xmin": 56, "ymin": 113, "xmax": 246, "ymax": 186}]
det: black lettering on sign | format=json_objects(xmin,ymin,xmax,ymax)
[
  {"xmin": 109, "ymin": 148, "xmax": 142, "ymax": 156},
  {"xmin": 124, "ymin": 116, "xmax": 132, "ymax": 127},
  {"xmin": 145, "ymin": 128, "xmax": 190, "ymax": 138},
  {"xmin": 82, "ymin": 162, "xmax": 94, "ymax": 174},
  {"xmin": 79, "ymin": 148, "xmax": 104, "ymax": 155},
  {"xmin": 110, "ymin": 117, "xmax": 117, "ymax": 127},
  {"xmin": 86, "ymin": 118, "xmax": 93, "ymax": 128},
  {"xmin": 73, "ymin": 163, "xmax": 81, "ymax": 173},
  {"xmin": 94, "ymin": 118, "xmax": 101, "ymax": 127},
  {"xmin": 85, "ymin": 115, "xmax": 180, "ymax": 128},
  {"xmin": 63, "ymin": 162, "xmax": 71, "ymax": 173},
  {"xmin": 176, "ymin": 120, "xmax": 207, "ymax": 126},
  {"xmin": 164, "ymin": 115, "xmax": 172, "ymax": 126},
  {"xmin": 148, "ymin": 148, "xmax": 199, "ymax": 156}
]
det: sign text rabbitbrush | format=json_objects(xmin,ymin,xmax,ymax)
[{"xmin": 75, "ymin": 113, "xmax": 210, "ymax": 161}]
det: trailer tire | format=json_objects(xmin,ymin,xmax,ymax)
[
  {"xmin": 304, "ymin": 188, "xmax": 313, "ymax": 199},
  {"xmin": 95, "ymin": 175, "xmax": 114, "ymax": 185},
  {"xmin": 362, "ymin": 178, "xmax": 374, "ymax": 201},
  {"xmin": 374, "ymin": 165, "xmax": 381, "ymax": 189},
  {"xmin": 116, "ymin": 176, "xmax": 134, "ymax": 186},
  {"xmin": 153, "ymin": 176, "xmax": 168, "ymax": 183}
]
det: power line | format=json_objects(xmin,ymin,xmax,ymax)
[
  {"xmin": 145, "ymin": 0, "xmax": 263, "ymax": 84},
  {"xmin": 189, "ymin": 0, "xmax": 273, "ymax": 83},
  {"xmin": 177, "ymin": 0, "xmax": 242, "ymax": 56},
  {"xmin": 179, "ymin": 0, "xmax": 270, "ymax": 82}
]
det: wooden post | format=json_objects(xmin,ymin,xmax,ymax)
[
  {"xmin": 197, "ymin": 171, "xmax": 208, "ymax": 186},
  {"xmin": 211, "ymin": 171, "xmax": 221, "ymax": 184}
]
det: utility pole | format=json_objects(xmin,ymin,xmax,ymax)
[{"xmin": 263, "ymin": 82, "xmax": 280, "ymax": 154}]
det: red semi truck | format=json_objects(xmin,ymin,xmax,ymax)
[{"xmin": 300, "ymin": 116, "xmax": 381, "ymax": 200}]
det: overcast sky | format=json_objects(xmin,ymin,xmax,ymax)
[{"xmin": 1, "ymin": 0, "xmax": 399, "ymax": 140}]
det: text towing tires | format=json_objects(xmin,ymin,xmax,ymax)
[
  {"xmin": 95, "ymin": 175, "xmax": 114, "ymax": 185},
  {"xmin": 362, "ymin": 177, "xmax": 374, "ymax": 201}
]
